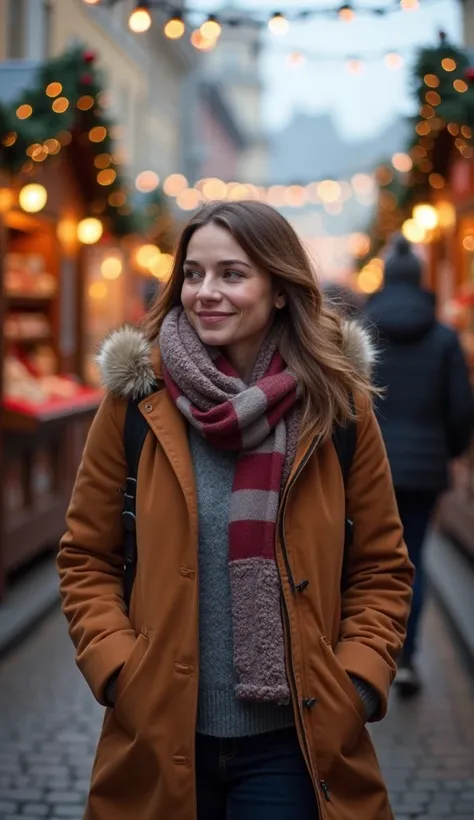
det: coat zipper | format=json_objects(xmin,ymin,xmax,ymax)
[{"xmin": 278, "ymin": 435, "xmax": 330, "ymax": 818}]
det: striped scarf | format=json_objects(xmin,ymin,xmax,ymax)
[{"xmin": 159, "ymin": 307, "xmax": 301, "ymax": 704}]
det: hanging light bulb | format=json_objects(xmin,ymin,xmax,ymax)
[
  {"xmin": 268, "ymin": 12, "xmax": 289, "ymax": 36},
  {"xmin": 129, "ymin": 1, "xmax": 152, "ymax": 33},
  {"xmin": 83, "ymin": 0, "xmax": 101, "ymax": 5},
  {"xmin": 200, "ymin": 14, "xmax": 221, "ymax": 40},
  {"xmin": 338, "ymin": 4, "xmax": 355, "ymax": 22},
  {"xmin": 164, "ymin": 12, "xmax": 185, "ymax": 40}
]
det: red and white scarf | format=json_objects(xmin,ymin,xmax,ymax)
[{"xmin": 160, "ymin": 307, "xmax": 301, "ymax": 704}]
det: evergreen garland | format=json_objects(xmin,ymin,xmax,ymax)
[{"xmin": 0, "ymin": 47, "xmax": 171, "ymax": 238}]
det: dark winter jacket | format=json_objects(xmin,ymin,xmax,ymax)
[{"xmin": 364, "ymin": 282, "xmax": 474, "ymax": 492}]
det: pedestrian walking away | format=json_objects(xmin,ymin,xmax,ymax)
[
  {"xmin": 58, "ymin": 200, "xmax": 414, "ymax": 820},
  {"xmin": 364, "ymin": 234, "xmax": 474, "ymax": 696}
]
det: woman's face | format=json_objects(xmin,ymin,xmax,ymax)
[{"xmin": 181, "ymin": 223, "xmax": 285, "ymax": 359}]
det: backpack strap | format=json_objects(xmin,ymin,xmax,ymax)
[
  {"xmin": 332, "ymin": 393, "xmax": 357, "ymax": 590},
  {"xmin": 122, "ymin": 399, "xmax": 150, "ymax": 613}
]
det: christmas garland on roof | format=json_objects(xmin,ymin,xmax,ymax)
[
  {"xmin": 0, "ymin": 46, "xmax": 172, "ymax": 240},
  {"xmin": 364, "ymin": 35, "xmax": 474, "ymax": 262}
]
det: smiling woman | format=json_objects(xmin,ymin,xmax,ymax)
[{"xmin": 58, "ymin": 199, "xmax": 413, "ymax": 820}]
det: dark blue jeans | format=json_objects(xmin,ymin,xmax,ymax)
[
  {"xmin": 396, "ymin": 490, "xmax": 438, "ymax": 664},
  {"xmin": 195, "ymin": 727, "xmax": 319, "ymax": 820}
]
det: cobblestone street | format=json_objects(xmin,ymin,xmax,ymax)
[{"xmin": 0, "ymin": 599, "xmax": 473, "ymax": 820}]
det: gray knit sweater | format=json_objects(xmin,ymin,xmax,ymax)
[{"xmin": 189, "ymin": 427, "xmax": 378, "ymax": 738}]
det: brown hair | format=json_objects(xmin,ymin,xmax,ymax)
[{"xmin": 142, "ymin": 200, "xmax": 374, "ymax": 441}]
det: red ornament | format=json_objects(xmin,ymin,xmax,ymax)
[
  {"xmin": 83, "ymin": 50, "xmax": 96, "ymax": 64},
  {"xmin": 80, "ymin": 73, "xmax": 93, "ymax": 86},
  {"xmin": 465, "ymin": 67, "xmax": 474, "ymax": 83}
]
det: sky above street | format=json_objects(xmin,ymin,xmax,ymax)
[{"xmin": 191, "ymin": 0, "xmax": 462, "ymax": 139}]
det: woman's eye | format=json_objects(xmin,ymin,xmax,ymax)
[
  {"xmin": 183, "ymin": 270, "xmax": 201, "ymax": 281},
  {"xmin": 224, "ymin": 270, "xmax": 244, "ymax": 280}
]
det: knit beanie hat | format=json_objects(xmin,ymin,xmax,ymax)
[{"xmin": 384, "ymin": 234, "xmax": 422, "ymax": 286}]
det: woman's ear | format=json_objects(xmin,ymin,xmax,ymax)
[{"xmin": 275, "ymin": 293, "xmax": 286, "ymax": 309}]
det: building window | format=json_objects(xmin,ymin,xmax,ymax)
[{"xmin": 8, "ymin": 0, "xmax": 26, "ymax": 59}]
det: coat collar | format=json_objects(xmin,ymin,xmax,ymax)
[{"xmin": 96, "ymin": 318, "xmax": 376, "ymax": 402}]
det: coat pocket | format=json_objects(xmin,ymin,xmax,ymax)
[
  {"xmin": 318, "ymin": 637, "xmax": 365, "ymax": 754},
  {"xmin": 114, "ymin": 632, "xmax": 149, "ymax": 736}
]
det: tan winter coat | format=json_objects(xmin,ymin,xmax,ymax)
[{"xmin": 57, "ymin": 321, "xmax": 413, "ymax": 820}]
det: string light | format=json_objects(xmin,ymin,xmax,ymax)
[
  {"xmin": 346, "ymin": 58, "xmax": 364, "ymax": 74},
  {"xmin": 83, "ymin": 0, "xmax": 101, "ymax": 4},
  {"xmin": 200, "ymin": 14, "xmax": 221, "ymax": 40},
  {"xmin": 441, "ymin": 57, "xmax": 456, "ymax": 71},
  {"xmin": 97, "ymin": 168, "xmax": 117, "ymax": 186},
  {"xmin": 164, "ymin": 13, "xmax": 185, "ymax": 39},
  {"xmin": 45, "ymin": 82, "xmax": 62, "ymax": 97},
  {"xmin": 190, "ymin": 29, "xmax": 216, "ymax": 50},
  {"xmin": 89, "ymin": 125, "xmax": 107, "ymax": 142},
  {"xmin": 129, "ymin": 2, "xmax": 152, "ymax": 33},
  {"xmin": 400, "ymin": 0, "xmax": 419, "ymax": 9},
  {"xmin": 424, "ymin": 74, "xmax": 440, "ymax": 88},
  {"xmin": 77, "ymin": 217, "xmax": 103, "ymax": 244},
  {"xmin": 384, "ymin": 52, "xmax": 403, "ymax": 70},
  {"xmin": 286, "ymin": 51, "xmax": 306, "ymax": 67},
  {"xmin": 402, "ymin": 218, "xmax": 425, "ymax": 243},
  {"xmin": 16, "ymin": 104, "xmax": 32, "ymax": 119},
  {"xmin": 135, "ymin": 170, "xmax": 159, "ymax": 192},
  {"xmin": 454, "ymin": 79, "xmax": 468, "ymax": 93},
  {"xmin": 392, "ymin": 152, "xmax": 413, "ymax": 172},
  {"xmin": 77, "ymin": 95, "xmax": 95, "ymax": 111},
  {"xmin": 163, "ymin": 173, "xmax": 188, "ymax": 196},
  {"xmin": 268, "ymin": 12, "xmax": 289, "ymax": 36},
  {"xmin": 338, "ymin": 5, "xmax": 355, "ymax": 22},
  {"xmin": 19, "ymin": 183, "xmax": 48, "ymax": 213},
  {"xmin": 52, "ymin": 97, "xmax": 69, "ymax": 113}
]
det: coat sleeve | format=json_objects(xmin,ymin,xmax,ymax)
[
  {"xmin": 443, "ymin": 331, "xmax": 474, "ymax": 459},
  {"xmin": 57, "ymin": 392, "xmax": 137, "ymax": 706},
  {"xmin": 335, "ymin": 396, "xmax": 414, "ymax": 721}
]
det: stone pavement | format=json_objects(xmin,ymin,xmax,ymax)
[{"xmin": 0, "ymin": 599, "xmax": 473, "ymax": 820}]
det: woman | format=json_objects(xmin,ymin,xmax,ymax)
[{"xmin": 58, "ymin": 201, "xmax": 413, "ymax": 820}]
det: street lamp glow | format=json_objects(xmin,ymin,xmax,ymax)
[
  {"xmin": 19, "ymin": 183, "xmax": 48, "ymax": 213},
  {"xmin": 129, "ymin": 3, "xmax": 152, "ymax": 33},
  {"xmin": 413, "ymin": 203, "xmax": 438, "ymax": 230},
  {"xmin": 77, "ymin": 217, "xmax": 103, "ymax": 245}
]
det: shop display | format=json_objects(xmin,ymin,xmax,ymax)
[{"xmin": 4, "ymin": 253, "xmax": 57, "ymax": 298}]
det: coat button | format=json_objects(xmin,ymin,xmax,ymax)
[
  {"xmin": 144, "ymin": 403, "xmax": 153, "ymax": 413},
  {"xmin": 295, "ymin": 579, "xmax": 309, "ymax": 592},
  {"xmin": 303, "ymin": 697, "xmax": 318, "ymax": 709}
]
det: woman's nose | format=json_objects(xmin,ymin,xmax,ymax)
[{"xmin": 197, "ymin": 275, "xmax": 220, "ymax": 300}]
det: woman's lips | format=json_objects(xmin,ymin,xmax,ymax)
[{"xmin": 196, "ymin": 313, "xmax": 234, "ymax": 325}]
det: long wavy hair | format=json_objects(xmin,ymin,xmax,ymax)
[{"xmin": 142, "ymin": 200, "xmax": 374, "ymax": 441}]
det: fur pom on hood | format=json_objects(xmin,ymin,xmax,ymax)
[{"xmin": 97, "ymin": 320, "xmax": 376, "ymax": 401}]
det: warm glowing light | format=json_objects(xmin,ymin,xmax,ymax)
[
  {"xmin": 268, "ymin": 13, "xmax": 289, "ymax": 36},
  {"xmin": 44, "ymin": 138, "xmax": 61, "ymax": 154},
  {"xmin": 89, "ymin": 281, "xmax": 108, "ymax": 300},
  {"xmin": 58, "ymin": 130, "xmax": 72, "ymax": 145},
  {"xmin": 429, "ymin": 173, "xmax": 445, "ymax": 189},
  {"xmin": 97, "ymin": 168, "xmax": 116, "ymax": 186},
  {"xmin": 376, "ymin": 166, "xmax": 393, "ymax": 186},
  {"xmin": 415, "ymin": 121, "xmax": 431, "ymax": 136},
  {"xmin": 32, "ymin": 145, "xmax": 48, "ymax": 162},
  {"xmin": 52, "ymin": 97, "xmax": 69, "ymax": 113},
  {"xmin": 89, "ymin": 126, "xmax": 107, "ymax": 143},
  {"xmin": 200, "ymin": 15, "xmax": 221, "ymax": 39},
  {"xmin": 129, "ymin": 4, "xmax": 152, "ymax": 33},
  {"xmin": 46, "ymin": 82, "xmax": 62, "ymax": 97},
  {"xmin": 351, "ymin": 173, "xmax": 374, "ymax": 195},
  {"xmin": 190, "ymin": 29, "xmax": 216, "ymax": 50},
  {"xmin": 401, "ymin": 218, "xmax": 425, "ymax": 243},
  {"xmin": 0, "ymin": 188, "xmax": 15, "ymax": 213},
  {"xmin": 83, "ymin": 0, "xmax": 101, "ymax": 4},
  {"xmin": 425, "ymin": 90, "xmax": 441, "ymax": 106},
  {"xmin": 228, "ymin": 183, "xmax": 252, "ymax": 200},
  {"xmin": 392, "ymin": 152, "xmax": 413, "ymax": 173},
  {"xmin": 164, "ymin": 14, "xmax": 185, "ymax": 39},
  {"xmin": 136, "ymin": 244, "xmax": 161, "ymax": 269},
  {"xmin": 348, "ymin": 233, "xmax": 371, "ymax": 258},
  {"xmin": 176, "ymin": 188, "xmax": 202, "ymax": 210},
  {"xmin": 77, "ymin": 217, "xmax": 103, "ymax": 244},
  {"xmin": 384, "ymin": 52, "xmax": 403, "ymax": 70},
  {"xmin": 135, "ymin": 170, "xmax": 159, "ymax": 193},
  {"xmin": 286, "ymin": 52, "xmax": 305, "ymax": 67},
  {"xmin": 424, "ymin": 74, "xmax": 439, "ymax": 88},
  {"xmin": 101, "ymin": 254, "xmax": 123, "ymax": 280},
  {"xmin": 420, "ymin": 104, "xmax": 435, "ymax": 119},
  {"xmin": 346, "ymin": 59, "xmax": 364, "ymax": 74},
  {"xmin": 77, "ymin": 95, "xmax": 95, "ymax": 111},
  {"xmin": 149, "ymin": 253, "xmax": 174, "ymax": 281},
  {"xmin": 305, "ymin": 182, "xmax": 320, "ymax": 203},
  {"xmin": 57, "ymin": 219, "xmax": 77, "ymax": 252},
  {"xmin": 463, "ymin": 235, "xmax": 474, "ymax": 251},
  {"xmin": 413, "ymin": 203, "xmax": 438, "ymax": 230},
  {"xmin": 437, "ymin": 201, "xmax": 456, "ymax": 228},
  {"xmin": 163, "ymin": 173, "xmax": 188, "ymax": 196},
  {"xmin": 317, "ymin": 180, "xmax": 341, "ymax": 202},
  {"xmin": 461, "ymin": 125, "xmax": 472, "ymax": 138},
  {"xmin": 266, "ymin": 185, "xmax": 287, "ymax": 207},
  {"xmin": 19, "ymin": 183, "xmax": 47, "ymax": 213},
  {"xmin": 16, "ymin": 104, "xmax": 32, "ymax": 119},
  {"xmin": 338, "ymin": 4, "xmax": 355, "ymax": 22},
  {"xmin": 454, "ymin": 79, "xmax": 468, "ymax": 93},
  {"xmin": 94, "ymin": 153, "xmax": 111, "ymax": 169},
  {"xmin": 400, "ymin": 0, "xmax": 419, "ymax": 9},
  {"xmin": 357, "ymin": 263, "xmax": 383, "ymax": 294},
  {"xmin": 108, "ymin": 191, "xmax": 127, "ymax": 207},
  {"xmin": 284, "ymin": 185, "xmax": 308, "ymax": 208},
  {"xmin": 202, "ymin": 178, "xmax": 227, "ymax": 200},
  {"xmin": 442, "ymin": 58, "xmax": 456, "ymax": 72},
  {"xmin": 3, "ymin": 132, "xmax": 17, "ymax": 147}
]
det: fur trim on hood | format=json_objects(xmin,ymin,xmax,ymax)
[{"xmin": 97, "ymin": 320, "xmax": 376, "ymax": 401}]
